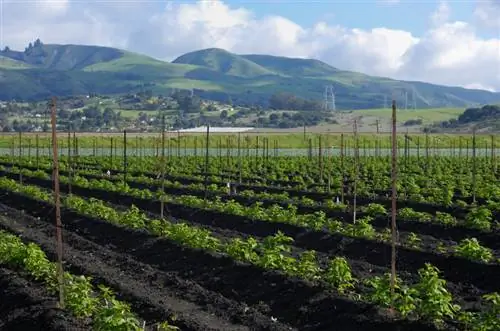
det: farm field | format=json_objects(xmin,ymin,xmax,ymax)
[
  {"xmin": 0, "ymin": 131, "xmax": 499, "ymax": 151},
  {"xmin": 250, "ymin": 108, "xmax": 467, "ymax": 133},
  {"xmin": 0, "ymin": 135, "xmax": 499, "ymax": 330}
]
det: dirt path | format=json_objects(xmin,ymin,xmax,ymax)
[{"xmin": 0, "ymin": 266, "xmax": 87, "ymax": 330}]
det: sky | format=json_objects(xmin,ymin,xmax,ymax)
[{"xmin": 0, "ymin": 0, "xmax": 499, "ymax": 91}]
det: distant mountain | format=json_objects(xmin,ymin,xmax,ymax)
[
  {"xmin": 172, "ymin": 48, "xmax": 274, "ymax": 77},
  {"xmin": 1, "ymin": 41, "xmax": 499, "ymax": 109},
  {"xmin": 1, "ymin": 43, "xmax": 123, "ymax": 70},
  {"xmin": 241, "ymin": 54, "xmax": 341, "ymax": 77}
]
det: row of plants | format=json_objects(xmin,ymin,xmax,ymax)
[
  {"xmin": 4, "ymin": 133, "xmax": 499, "ymax": 149},
  {"xmin": 74, "ymin": 165, "xmax": 492, "ymax": 212},
  {"xmin": 3, "ymin": 166, "xmax": 498, "ymax": 264},
  {"xmin": 0, "ymin": 176, "xmax": 498, "ymax": 330},
  {"xmin": 2, "ymin": 161, "xmax": 499, "ymax": 234},
  {"xmin": 0, "ymin": 230, "xmax": 178, "ymax": 330},
  {"xmin": 75, "ymin": 155, "xmax": 500, "ymax": 204},
  {"xmin": 74, "ymin": 177, "xmax": 500, "ymax": 264},
  {"xmin": 3, "ymin": 153, "xmax": 499, "ymax": 205},
  {"xmin": 96, "ymin": 169, "xmax": 500, "ymax": 230}
]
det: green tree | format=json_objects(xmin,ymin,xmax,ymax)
[
  {"xmin": 220, "ymin": 110, "xmax": 228, "ymax": 119},
  {"xmin": 103, "ymin": 108, "xmax": 117, "ymax": 126}
]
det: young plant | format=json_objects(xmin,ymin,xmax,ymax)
[
  {"xmin": 364, "ymin": 273, "xmax": 393, "ymax": 307},
  {"xmin": 413, "ymin": 264, "xmax": 460, "ymax": 325},
  {"xmin": 364, "ymin": 203, "xmax": 387, "ymax": 217},
  {"xmin": 257, "ymin": 232, "xmax": 296, "ymax": 273},
  {"xmin": 399, "ymin": 207, "xmax": 432, "ymax": 222},
  {"xmin": 454, "ymin": 238, "xmax": 493, "ymax": 263},
  {"xmin": 324, "ymin": 257, "xmax": 356, "ymax": 294},
  {"xmin": 436, "ymin": 242, "xmax": 449, "ymax": 254},
  {"xmin": 64, "ymin": 274, "xmax": 99, "ymax": 318},
  {"xmin": 465, "ymin": 207, "xmax": 492, "ymax": 231},
  {"xmin": 326, "ymin": 220, "xmax": 344, "ymax": 234},
  {"xmin": 345, "ymin": 216, "xmax": 376, "ymax": 239},
  {"xmin": 405, "ymin": 232, "xmax": 422, "ymax": 249},
  {"xmin": 93, "ymin": 285, "xmax": 142, "ymax": 330},
  {"xmin": 376, "ymin": 228, "xmax": 392, "ymax": 243},
  {"xmin": 294, "ymin": 250, "xmax": 321, "ymax": 281},
  {"xmin": 156, "ymin": 321, "xmax": 180, "ymax": 331},
  {"xmin": 475, "ymin": 292, "xmax": 500, "ymax": 331},
  {"xmin": 325, "ymin": 199, "xmax": 348, "ymax": 211},
  {"xmin": 434, "ymin": 212, "xmax": 457, "ymax": 226},
  {"xmin": 225, "ymin": 237, "xmax": 259, "ymax": 263}
]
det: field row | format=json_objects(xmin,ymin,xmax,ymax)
[
  {"xmin": 0, "ymin": 180, "xmax": 431, "ymax": 331},
  {"xmin": 4, "ymin": 154, "xmax": 500, "ymax": 206},
  {"xmin": 1, "ymin": 148, "xmax": 499, "ymax": 330},
  {"xmin": 2, "ymin": 133, "xmax": 500, "ymax": 149},
  {"xmin": 3, "ymin": 166, "xmax": 499, "ymax": 252},
  {"xmin": 0, "ymin": 164, "xmax": 498, "ymax": 330},
  {"xmin": 0, "ymin": 220, "xmax": 177, "ymax": 330}
]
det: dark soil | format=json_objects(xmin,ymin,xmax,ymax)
[
  {"xmin": 0, "ymin": 192, "xmax": 438, "ymax": 331},
  {"xmin": 4, "ymin": 175, "xmax": 496, "ymax": 294},
  {"xmin": 0, "ymin": 207, "xmax": 283, "ymax": 331},
  {"xmin": 2, "ymin": 167, "xmax": 498, "ymax": 248},
  {"xmin": 0, "ymin": 266, "xmax": 87, "ymax": 331}
]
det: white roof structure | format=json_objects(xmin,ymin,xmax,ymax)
[{"xmin": 175, "ymin": 126, "xmax": 255, "ymax": 133}]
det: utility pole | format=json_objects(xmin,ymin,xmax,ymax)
[
  {"xmin": 353, "ymin": 119, "xmax": 359, "ymax": 223},
  {"xmin": 160, "ymin": 113, "xmax": 166, "ymax": 218},
  {"xmin": 67, "ymin": 124, "xmax": 72, "ymax": 195},
  {"xmin": 123, "ymin": 130, "xmax": 127, "ymax": 185},
  {"xmin": 204, "ymin": 125, "xmax": 210, "ymax": 200},
  {"xmin": 50, "ymin": 97, "xmax": 65, "ymax": 309},
  {"xmin": 390, "ymin": 99, "xmax": 398, "ymax": 311}
]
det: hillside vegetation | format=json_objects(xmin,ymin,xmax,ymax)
[
  {"xmin": 429, "ymin": 105, "xmax": 500, "ymax": 132},
  {"xmin": 173, "ymin": 48, "xmax": 275, "ymax": 77},
  {"xmin": 1, "ymin": 40, "xmax": 499, "ymax": 109}
]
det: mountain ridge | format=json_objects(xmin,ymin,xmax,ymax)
[{"xmin": 0, "ymin": 41, "xmax": 499, "ymax": 108}]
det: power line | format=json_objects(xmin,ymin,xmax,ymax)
[
  {"xmin": 404, "ymin": 90, "xmax": 408, "ymax": 110},
  {"xmin": 323, "ymin": 85, "xmax": 336, "ymax": 112},
  {"xmin": 412, "ymin": 88, "xmax": 417, "ymax": 110}
]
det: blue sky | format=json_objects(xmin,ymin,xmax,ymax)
[{"xmin": 222, "ymin": 0, "xmax": 486, "ymax": 35}]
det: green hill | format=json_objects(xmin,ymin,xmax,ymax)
[
  {"xmin": 173, "ymin": 48, "xmax": 275, "ymax": 77},
  {"xmin": 1, "ymin": 42, "xmax": 123, "ymax": 70},
  {"xmin": 241, "ymin": 54, "xmax": 339, "ymax": 77},
  {"xmin": 0, "ymin": 40, "xmax": 499, "ymax": 109},
  {"xmin": 0, "ymin": 55, "xmax": 34, "ymax": 69}
]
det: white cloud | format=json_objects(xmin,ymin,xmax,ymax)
[
  {"xmin": 2, "ymin": 0, "xmax": 500, "ymax": 91},
  {"xmin": 430, "ymin": 1, "xmax": 451, "ymax": 27},
  {"xmin": 474, "ymin": 0, "xmax": 500, "ymax": 29},
  {"xmin": 378, "ymin": 0, "xmax": 401, "ymax": 4},
  {"xmin": 465, "ymin": 83, "xmax": 496, "ymax": 92}
]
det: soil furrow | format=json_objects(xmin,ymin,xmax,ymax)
[
  {"xmin": 0, "ymin": 191, "xmax": 436, "ymax": 331},
  {"xmin": 1, "ymin": 168, "xmax": 497, "ymax": 248},
  {"xmin": 0, "ymin": 206, "xmax": 289, "ymax": 331},
  {"xmin": 0, "ymin": 266, "xmax": 87, "ymax": 330},
  {"xmin": 7, "ymin": 178, "xmax": 495, "ymax": 293}
]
